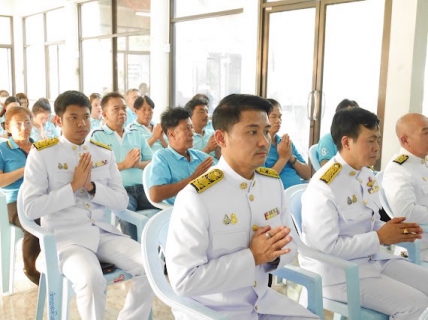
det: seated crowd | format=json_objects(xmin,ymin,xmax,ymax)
[{"xmin": 2, "ymin": 88, "xmax": 428, "ymax": 320}]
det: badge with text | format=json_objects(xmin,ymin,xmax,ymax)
[{"xmin": 264, "ymin": 207, "xmax": 279, "ymax": 220}]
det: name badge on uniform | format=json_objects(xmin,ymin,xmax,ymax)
[{"xmin": 264, "ymin": 207, "xmax": 279, "ymax": 220}]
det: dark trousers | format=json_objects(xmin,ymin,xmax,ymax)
[
  {"xmin": 8, "ymin": 201, "xmax": 41, "ymax": 285},
  {"xmin": 122, "ymin": 184, "xmax": 156, "ymax": 241}
]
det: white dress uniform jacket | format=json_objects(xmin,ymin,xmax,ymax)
[
  {"xmin": 21, "ymin": 136, "xmax": 129, "ymax": 254},
  {"xmin": 383, "ymin": 147, "xmax": 428, "ymax": 259},
  {"xmin": 300, "ymin": 153, "xmax": 399, "ymax": 286},
  {"xmin": 166, "ymin": 157, "xmax": 318, "ymax": 319}
]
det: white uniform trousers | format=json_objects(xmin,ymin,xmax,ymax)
[
  {"xmin": 59, "ymin": 232, "xmax": 154, "ymax": 320},
  {"xmin": 323, "ymin": 260, "xmax": 428, "ymax": 320}
]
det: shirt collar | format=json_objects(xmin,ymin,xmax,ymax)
[
  {"xmin": 216, "ymin": 157, "xmax": 255, "ymax": 192},
  {"xmin": 399, "ymin": 147, "xmax": 427, "ymax": 165},
  {"xmin": 102, "ymin": 124, "xmax": 128, "ymax": 135},
  {"xmin": 60, "ymin": 135, "xmax": 91, "ymax": 151},
  {"xmin": 8, "ymin": 137, "xmax": 35, "ymax": 149}
]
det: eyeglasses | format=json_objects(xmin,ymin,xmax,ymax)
[{"xmin": 9, "ymin": 121, "xmax": 32, "ymax": 129}]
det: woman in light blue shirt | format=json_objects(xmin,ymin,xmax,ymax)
[
  {"xmin": 265, "ymin": 98, "xmax": 311, "ymax": 189},
  {"xmin": 128, "ymin": 95, "xmax": 168, "ymax": 153},
  {"xmin": 30, "ymin": 98, "xmax": 58, "ymax": 141}
]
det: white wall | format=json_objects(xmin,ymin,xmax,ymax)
[{"xmin": 381, "ymin": 0, "xmax": 428, "ymax": 168}]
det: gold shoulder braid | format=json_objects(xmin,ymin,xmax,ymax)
[
  {"xmin": 320, "ymin": 163, "xmax": 342, "ymax": 184},
  {"xmin": 33, "ymin": 137, "xmax": 59, "ymax": 151},
  {"xmin": 90, "ymin": 139, "xmax": 112, "ymax": 151},
  {"xmin": 190, "ymin": 169, "xmax": 224, "ymax": 193},
  {"xmin": 393, "ymin": 154, "xmax": 409, "ymax": 165},
  {"xmin": 255, "ymin": 167, "xmax": 279, "ymax": 178}
]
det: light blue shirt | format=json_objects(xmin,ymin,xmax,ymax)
[
  {"xmin": 148, "ymin": 146, "xmax": 211, "ymax": 204},
  {"xmin": 193, "ymin": 128, "xmax": 215, "ymax": 158},
  {"xmin": 125, "ymin": 107, "xmax": 137, "ymax": 127},
  {"xmin": 205, "ymin": 120, "xmax": 214, "ymax": 131},
  {"xmin": 265, "ymin": 134, "xmax": 306, "ymax": 189},
  {"xmin": 30, "ymin": 122, "xmax": 58, "ymax": 142},
  {"xmin": 91, "ymin": 124, "xmax": 153, "ymax": 187},
  {"xmin": 90, "ymin": 117, "xmax": 103, "ymax": 131},
  {"xmin": 0, "ymin": 137, "xmax": 34, "ymax": 203},
  {"xmin": 317, "ymin": 133, "xmax": 337, "ymax": 163},
  {"xmin": 128, "ymin": 120, "xmax": 168, "ymax": 153}
]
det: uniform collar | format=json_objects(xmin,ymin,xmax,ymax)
[
  {"xmin": 334, "ymin": 152, "xmax": 364, "ymax": 178},
  {"xmin": 216, "ymin": 157, "xmax": 254, "ymax": 192},
  {"xmin": 60, "ymin": 135, "xmax": 90, "ymax": 151},
  {"xmin": 399, "ymin": 147, "xmax": 427, "ymax": 165},
  {"xmin": 7, "ymin": 137, "xmax": 34, "ymax": 149}
]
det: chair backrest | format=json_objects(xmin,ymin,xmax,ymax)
[
  {"xmin": 142, "ymin": 162, "xmax": 173, "ymax": 210},
  {"xmin": 375, "ymin": 171, "xmax": 394, "ymax": 219},
  {"xmin": 308, "ymin": 144, "xmax": 321, "ymax": 171},
  {"xmin": 141, "ymin": 208, "xmax": 228, "ymax": 320},
  {"xmin": 284, "ymin": 184, "xmax": 308, "ymax": 235}
]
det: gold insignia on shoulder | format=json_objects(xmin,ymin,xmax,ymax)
[
  {"xmin": 190, "ymin": 169, "xmax": 224, "ymax": 193},
  {"xmin": 90, "ymin": 139, "xmax": 111, "ymax": 150},
  {"xmin": 33, "ymin": 137, "xmax": 59, "ymax": 151},
  {"xmin": 393, "ymin": 154, "xmax": 409, "ymax": 165},
  {"xmin": 320, "ymin": 163, "xmax": 342, "ymax": 184},
  {"xmin": 255, "ymin": 167, "xmax": 279, "ymax": 178}
]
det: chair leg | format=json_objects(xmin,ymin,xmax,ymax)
[
  {"xmin": 62, "ymin": 278, "xmax": 74, "ymax": 320},
  {"xmin": 1, "ymin": 228, "xmax": 13, "ymax": 295},
  {"xmin": 8, "ymin": 229, "xmax": 18, "ymax": 295},
  {"xmin": 36, "ymin": 273, "xmax": 46, "ymax": 320}
]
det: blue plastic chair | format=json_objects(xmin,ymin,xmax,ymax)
[
  {"xmin": 0, "ymin": 191, "xmax": 24, "ymax": 295},
  {"xmin": 17, "ymin": 189, "xmax": 152, "ymax": 320},
  {"xmin": 308, "ymin": 144, "xmax": 321, "ymax": 171},
  {"xmin": 142, "ymin": 162, "xmax": 173, "ymax": 210},
  {"xmin": 286, "ymin": 185, "xmax": 423, "ymax": 320},
  {"xmin": 141, "ymin": 207, "xmax": 324, "ymax": 319}
]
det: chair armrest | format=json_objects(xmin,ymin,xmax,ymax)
[
  {"xmin": 397, "ymin": 239, "xmax": 421, "ymax": 264},
  {"xmin": 114, "ymin": 209, "xmax": 151, "ymax": 243},
  {"xmin": 296, "ymin": 240, "xmax": 362, "ymax": 319},
  {"xmin": 272, "ymin": 265, "xmax": 323, "ymax": 318}
]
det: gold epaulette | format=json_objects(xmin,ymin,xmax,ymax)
[
  {"xmin": 393, "ymin": 154, "xmax": 408, "ymax": 165},
  {"xmin": 255, "ymin": 167, "xmax": 279, "ymax": 178},
  {"xmin": 320, "ymin": 163, "xmax": 342, "ymax": 184},
  {"xmin": 33, "ymin": 137, "xmax": 59, "ymax": 151},
  {"xmin": 190, "ymin": 169, "xmax": 224, "ymax": 194},
  {"xmin": 90, "ymin": 139, "xmax": 111, "ymax": 151}
]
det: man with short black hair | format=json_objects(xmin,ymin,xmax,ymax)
[
  {"xmin": 148, "ymin": 107, "xmax": 213, "ymax": 205},
  {"xmin": 301, "ymin": 107, "xmax": 428, "ymax": 318},
  {"xmin": 21, "ymin": 90, "xmax": 154, "ymax": 320}
]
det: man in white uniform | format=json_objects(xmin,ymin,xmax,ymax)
[
  {"xmin": 166, "ymin": 94, "xmax": 318, "ymax": 319},
  {"xmin": 300, "ymin": 107, "xmax": 428, "ymax": 319},
  {"xmin": 383, "ymin": 113, "xmax": 428, "ymax": 261},
  {"xmin": 21, "ymin": 90, "xmax": 153, "ymax": 320}
]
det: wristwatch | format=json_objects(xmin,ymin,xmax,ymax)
[
  {"xmin": 290, "ymin": 156, "xmax": 298, "ymax": 165},
  {"xmin": 88, "ymin": 181, "xmax": 96, "ymax": 195}
]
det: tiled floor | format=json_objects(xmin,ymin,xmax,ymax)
[{"xmin": 1, "ymin": 240, "xmax": 333, "ymax": 319}]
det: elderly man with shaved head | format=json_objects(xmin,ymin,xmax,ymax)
[{"xmin": 383, "ymin": 113, "xmax": 428, "ymax": 261}]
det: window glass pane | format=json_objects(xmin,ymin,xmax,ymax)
[
  {"xmin": 81, "ymin": 0, "xmax": 112, "ymax": 38},
  {"xmin": 46, "ymin": 8, "xmax": 65, "ymax": 42},
  {"xmin": 118, "ymin": 37, "xmax": 126, "ymax": 51},
  {"xmin": 117, "ymin": 54, "xmax": 150, "ymax": 95},
  {"xmin": 174, "ymin": 14, "xmax": 244, "ymax": 112},
  {"xmin": 26, "ymin": 45, "xmax": 46, "ymax": 98},
  {"xmin": 117, "ymin": 0, "xmax": 150, "ymax": 34},
  {"xmin": 0, "ymin": 48, "xmax": 12, "ymax": 93},
  {"xmin": 0, "ymin": 17, "xmax": 12, "ymax": 44},
  {"xmin": 129, "ymin": 35, "xmax": 150, "ymax": 51},
  {"xmin": 25, "ymin": 14, "xmax": 44, "ymax": 45},
  {"xmin": 320, "ymin": 0, "xmax": 384, "ymax": 136},
  {"xmin": 423, "ymin": 38, "xmax": 428, "ymax": 115},
  {"xmin": 47, "ymin": 44, "xmax": 66, "ymax": 100},
  {"xmin": 174, "ymin": 0, "xmax": 244, "ymax": 18},
  {"xmin": 82, "ymin": 39, "xmax": 113, "ymax": 95}
]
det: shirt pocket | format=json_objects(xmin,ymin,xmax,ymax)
[
  {"xmin": 53, "ymin": 169, "xmax": 73, "ymax": 190},
  {"xmin": 211, "ymin": 230, "xmax": 249, "ymax": 256},
  {"xmin": 92, "ymin": 166, "xmax": 110, "ymax": 185},
  {"xmin": 339, "ymin": 206, "xmax": 367, "ymax": 223}
]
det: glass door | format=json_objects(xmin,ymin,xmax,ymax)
[{"xmin": 261, "ymin": 0, "xmax": 386, "ymax": 163}]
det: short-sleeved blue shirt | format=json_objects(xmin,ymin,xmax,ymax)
[
  {"xmin": 128, "ymin": 120, "xmax": 168, "ymax": 153},
  {"xmin": 265, "ymin": 134, "xmax": 307, "ymax": 189},
  {"xmin": 148, "ymin": 146, "xmax": 212, "ymax": 205},
  {"xmin": 125, "ymin": 107, "xmax": 137, "ymax": 127},
  {"xmin": 192, "ymin": 128, "xmax": 215, "ymax": 157},
  {"xmin": 91, "ymin": 125, "xmax": 153, "ymax": 187},
  {"xmin": 0, "ymin": 137, "xmax": 33, "ymax": 203},
  {"xmin": 30, "ymin": 122, "xmax": 58, "ymax": 142},
  {"xmin": 317, "ymin": 133, "xmax": 337, "ymax": 163}
]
